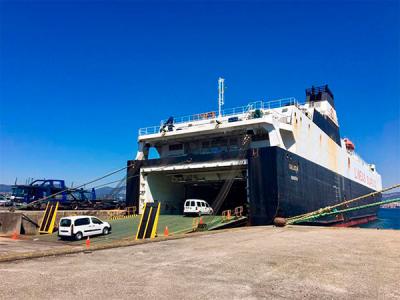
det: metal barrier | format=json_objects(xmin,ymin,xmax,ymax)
[
  {"xmin": 126, "ymin": 206, "xmax": 136, "ymax": 216},
  {"xmin": 222, "ymin": 206, "xmax": 244, "ymax": 222},
  {"xmin": 109, "ymin": 207, "xmax": 137, "ymax": 220},
  {"xmin": 234, "ymin": 206, "xmax": 243, "ymax": 218}
]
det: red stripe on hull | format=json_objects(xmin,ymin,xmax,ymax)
[{"xmin": 332, "ymin": 215, "xmax": 377, "ymax": 227}]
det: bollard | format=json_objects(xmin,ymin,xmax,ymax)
[{"xmin": 273, "ymin": 217, "xmax": 287, "ymax": 227}]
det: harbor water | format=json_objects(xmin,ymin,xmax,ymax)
[{"xmin": 360, "ymin": 208, "xmax": 400, "ymax": 230}]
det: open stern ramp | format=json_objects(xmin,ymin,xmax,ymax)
[{"xmin": 139, "ymin": 159, "xmax": 248, "ymax": 215}]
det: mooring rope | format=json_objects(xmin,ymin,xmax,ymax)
[
  {"xmin": 288, "ymin": 197, "xmax": 400, "ymax": 225},
  {"xmin": 286, "ymin": 183, "xmax": 400, "ymax": 223},
  {"xmin": 279, "ymin": 183, "xmax": 400, "ymax": 226}
]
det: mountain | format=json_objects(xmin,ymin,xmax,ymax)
[
  {"xmin": 0, "ymin": 184, "xmax": 12, "ymax": 193},
  {"xmin": 382, "ymin": 191, "xmax": 400, "ymax": 200},
  {"xmin": 95, "ymin": 186, "xmax": 126, "ymax": 200},
  {"xmin": 95, "ymin": 187, "xmax": 114, "ymax": 198}
]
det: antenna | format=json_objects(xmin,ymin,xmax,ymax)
[{"xmin": 218, "ymin": 77, "xmax": 225, "ymax": 119}]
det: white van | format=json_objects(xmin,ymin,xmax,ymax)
[
  {"xmin": 58, "ymin": 216, "xmax": 111, "ymax": 240},
  {"xmin": 183, "ymin": 199, "xmax": 213, "ymax": 216}
]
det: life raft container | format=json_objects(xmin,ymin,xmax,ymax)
[{"xmin": 343, "ymin": 138, "xmax": 355, "ymax": 151}]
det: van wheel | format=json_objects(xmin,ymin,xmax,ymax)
[
  {"xmin": 75, "ymin": 232, "xmax": 83, "ymax": 241},
  {"xmin": 103, "ymin": 227, "xmax": 109, "ymax": 235}
]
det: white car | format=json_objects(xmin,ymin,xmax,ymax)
[
  {"xmin": 0, "ymin": 197, "xmax": 12, "ymax": 207},
  {"xmin": 58, "ymin": 216, "xmax": 111, "ymax": 240},
  {"xmin": 184, "ymin": 199, "xmax": 213, "ymax": 216}
]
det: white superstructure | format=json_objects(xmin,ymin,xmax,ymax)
[
  {"xmin": 137, "ymin": 97, "xmax": 381, "ymax": 190},
  {"xmin": 132, "ymin": 82, "xmax": 382, "ymax": 216}
]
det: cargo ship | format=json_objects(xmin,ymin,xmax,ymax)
[{"xmin": 126, "ymin": 81, "xmax": 382, "ymax": 226}]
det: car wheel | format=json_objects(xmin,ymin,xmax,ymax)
[
  {"xmin": 75, "ymin": 232, "xmax": 83, "ymax": 241},
  {"xmin": 103, "ymin": 227, "xmax": 109, "ymax": 235}
]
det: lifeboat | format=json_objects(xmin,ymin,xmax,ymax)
[{"xmin": 343, "ymin": 138, "xmax": 355, "ymax": 151}]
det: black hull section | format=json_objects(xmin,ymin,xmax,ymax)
[
  {"xmin": 248, "ymin": 147, "xmax": 380, "ymax": 225},
  {"xmin": 126, "ymin": 146, "xmax": 380, "ymax": 226}
]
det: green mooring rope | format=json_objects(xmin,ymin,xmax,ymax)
[{"xmin": 288, "ymin": 197, "xmax": 400, "ymax": 225}]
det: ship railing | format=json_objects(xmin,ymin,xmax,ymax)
[
  {"xmin": 138, "ymin": 97, "xmax": 298, "ymax": 136},
  {"xmin": 168, "ymin": 97, "xmax": 298, "ymax": 124},
  {"xmin": 139, "ymin": 125, "xmax": 161, "ymax": 136}
]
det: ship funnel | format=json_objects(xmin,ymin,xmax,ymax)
[{"xmin": 306, "ymin": 85, "xmax": 335, "ymax": 108}]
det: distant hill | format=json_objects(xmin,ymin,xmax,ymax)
[
  {"xmin": 95, "ymin": 186, "xmax": 114, "ymax": 198},
  {"xmin": 95, "ymin": 186, "xmax": 126, "ymax": 200},
  {"xmin": 0, "ymin": 184, "xmax": 12, "ymax": 193},
  {"xmin": 382, "ymin": 191, "xmax": 400, "ymax": 200}
]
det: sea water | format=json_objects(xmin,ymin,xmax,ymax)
[{"xmin": 360, "ymin": 208, "xmax": 400, "ymax": 230}]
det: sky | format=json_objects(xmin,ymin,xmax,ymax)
[{"xmin": 0, "ymin": 0, "xmax": 399, "ymax": 188}]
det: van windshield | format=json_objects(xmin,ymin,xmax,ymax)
[{"xmin": 60, "ymin": 219, "xmax": 71, "ymax": 227}]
